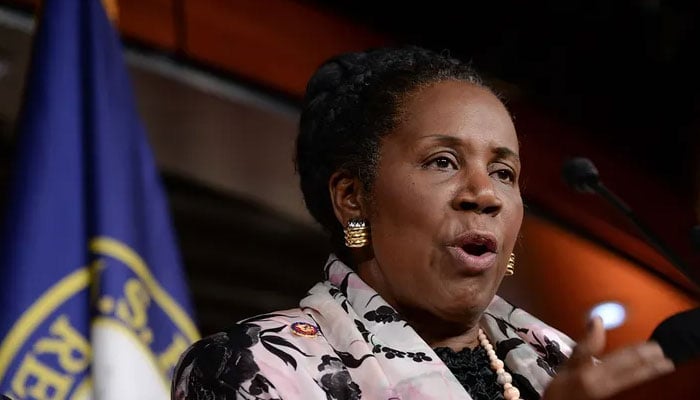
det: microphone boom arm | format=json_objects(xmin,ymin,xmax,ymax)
[{"xmin": 592, "ymin": 181, "xmax": 698, "ymax": 287}]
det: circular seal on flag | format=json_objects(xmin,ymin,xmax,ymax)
[{"xmin": 290, "ymin": 322, "xmax": 319, "ymax": 338}]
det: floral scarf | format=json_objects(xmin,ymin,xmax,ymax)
[{"xmin": 172, "ymin": 255, "xmax": 575, "ymax": 399}]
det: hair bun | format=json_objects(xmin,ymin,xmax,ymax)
[{"xmin": 303, "ymin": 52, "xmax": 374, "ymax": 105}]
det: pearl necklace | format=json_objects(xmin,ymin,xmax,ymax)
[{"xmin": 477, "ymin": 328, "xmax": 522, "ymax": 400}]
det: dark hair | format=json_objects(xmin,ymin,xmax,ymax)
[{"xmin": 295, "ymin": 46, "xmax": 491, "ymax": 257}]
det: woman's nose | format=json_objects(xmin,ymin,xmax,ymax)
[{"xmin": 452, "ymin": 171, "xmax": 503, "ymax": 216}]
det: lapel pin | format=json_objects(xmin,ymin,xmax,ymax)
[{"xmin": 290, "ymin": 321, "xmax": 319, "ymax": 338}]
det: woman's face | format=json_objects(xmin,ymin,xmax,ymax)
[{"xmin": 359, "ymin": 80, "xmax": 523, "ymax": 325}]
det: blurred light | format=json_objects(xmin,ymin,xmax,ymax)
[{"xmin": 590, "ymin": 302, "xmax": 626, "ymax": 330}]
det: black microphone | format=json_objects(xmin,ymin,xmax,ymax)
[
  {"xmin": 562, "ymin": 157, "xmax": 698, "ymax": 289},
  {"xmin": 650, "ymin": 307, "xmax": 700, "ymax": 365}
]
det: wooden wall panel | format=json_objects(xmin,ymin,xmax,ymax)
[
  {"xmin": 0, "ymin": 0, "xmax": 178, "ymax": 51},
  {"xmin": 182, "ymin": 0, "xmax": 388, "ymax": 96},
  {"xmin": 117, "ymin": 0, "xmax": 177, "ymax": 51}
]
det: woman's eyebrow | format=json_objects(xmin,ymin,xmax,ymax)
[
  {"xmin": 493, "ymin": 146, "xmax": 520, "ymax": 164},
  {"xmin": 419, "ymin": 134, "xmax": 463, "ymax": 147}
]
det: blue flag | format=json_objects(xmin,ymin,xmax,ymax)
[{"xmin": 0, "ymin": 1, "xmax": 199, "ymax": 398}]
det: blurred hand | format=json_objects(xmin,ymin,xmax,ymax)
[{"xmin": 543, "ymin": 316, "xmax": 675, "ymax": 399}]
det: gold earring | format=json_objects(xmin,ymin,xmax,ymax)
[
  {"xmin": 344, "ymin": 218, "xmax": 369, "ymax": 248},
  {"xmin": 505, "ymin": 253, "xmax": 515, "ymax": 276}
]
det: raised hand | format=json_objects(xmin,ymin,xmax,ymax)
[{"xmin": 543, "ymin": 317, "xmax": 674, "ymax": 399}]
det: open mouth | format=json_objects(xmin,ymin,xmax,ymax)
[
  {"xmin": 462, "ymin": 242, "xmax": 492, "ymax": 256},
  {"xmin": 456, "ymin": 233, "xmax": 497, "ymax": 256},
  {"xmin": 448, "ymin": 233, "xmax": 498, "ymax": 272}
]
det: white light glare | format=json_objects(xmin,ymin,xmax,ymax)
[{"xmin": 589, "ymin": 302, "xmax": 626, "ymax": 330}]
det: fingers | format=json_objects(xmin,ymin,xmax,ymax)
[
  {"xmin": 579, "ymin": 341, "xmax": 674, "ymax": 399},
  {"xmin": 544, "ymin": 319, "xmax": 675, "ymax": 400},
  {"xmin": 568, "ymin": 316, "xmax": 606, "ymax": 367},
  {"xmin": 600, "ymin": 341, "xmax": 674, "ymax": 393}
]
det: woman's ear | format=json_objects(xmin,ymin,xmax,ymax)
[{"xmin": 329, "ymin": 170, "xmax": 366, "ymax": 227}]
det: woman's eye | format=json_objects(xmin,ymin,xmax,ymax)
[
  {"xmin": 492, "ymin": 169, "xmax": 515, "ymax": 183},
  {"xmin": 427, "ymin": 156, "xmax": 457, "ymax": 170}
]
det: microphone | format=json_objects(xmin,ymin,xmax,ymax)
[
  {"xmin": 562, "ymin": 157, "xmax": 698, "ymax": 288},
  {"xmin": 650, "ymin": 307, "xmax": 700, "ymax": 365}
]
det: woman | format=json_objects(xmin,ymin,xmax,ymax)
[{"xmin": 172, "ymin": 46, "xmax": 673, "ymax": 400}]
